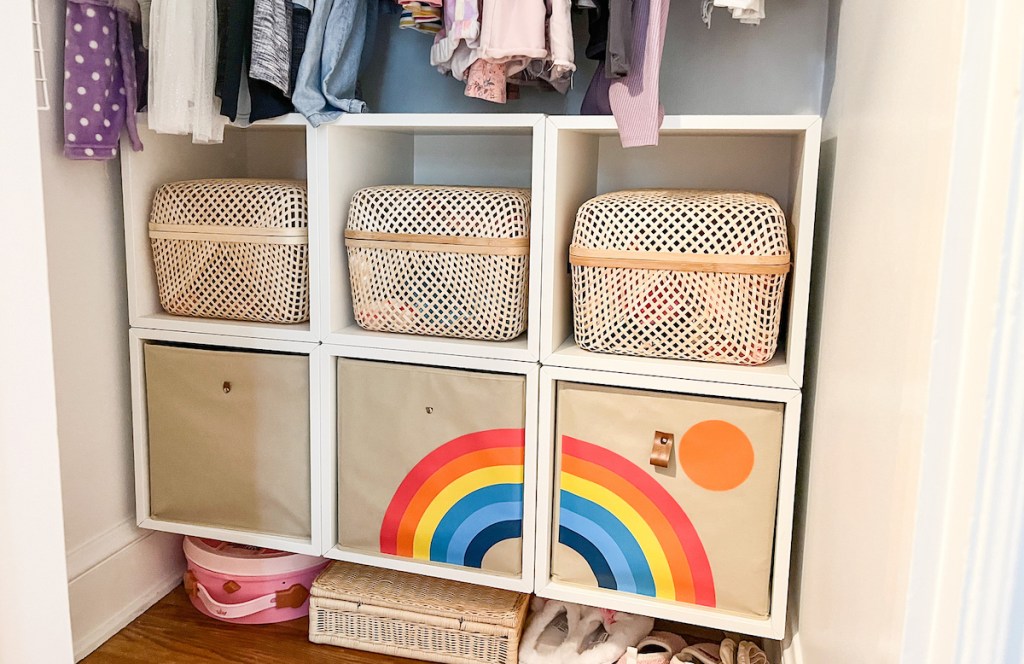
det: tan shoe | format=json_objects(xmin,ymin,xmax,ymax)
[
  {"xmin": 736, "ymin": 641, "xmax": 769, "ymax": 664},
  {"xmin": 671, "ymin": 637, "xmax": 770, "ymax": 664},
  {"xmin": 671, "ymin": 641, "xmax": 725, "ymax": 664},
  {"xmin": 617, "ymin": 631, "xmax": 688, "ymax": 664},
  {"xmin": 720, "ymin": 639, "xmax": 737, "ymax": 664}
]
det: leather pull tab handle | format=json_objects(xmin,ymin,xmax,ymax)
[{"xmin": 651, "ymin": 431, "xmax": 674, "ymax": 468}]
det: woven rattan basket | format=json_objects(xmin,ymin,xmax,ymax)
[
  {"xmin": 345, "ymin": 185, "xmax": 530, "ymax": 341},
  {"xmin": 309, "ymin": 562, "xmax": 529, "ymax": 664},
  {"xmin": 149, "ymin": 178, "xmax": 309, "ymax": 324},
  {"xmin": 570, "ymin": 190, "xmax": 791, "ymax": 365}
]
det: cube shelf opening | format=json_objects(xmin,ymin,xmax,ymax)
[
  {"xmin": 317, "ymin": 343, "xmax": 539, "ymax": 594},
  {"xmin": 128, "ymin": 328, "xmax": 323, "ymax": 556},
  {"xmin": 122, "ymin": 117, "xmax": 315, "ymax": 341},
  {"xmin": 540, "ymin": 117, "xmax": 820, "ymax": 389},
  {"xmin": 321, "ymin": 116, "xmax": 545, "ymax": 362}
]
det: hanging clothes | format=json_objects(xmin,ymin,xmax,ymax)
[
  {"xmin": 608, "ymin": 0, "xmax": 671, "ymax": 147},
  {"xmin": 585, "ymin": 0, "xmax": 631, "ymax": 79},
  {"xmin": 63, "ymin": 0, "xmax": 143, "ymax": 160},
  {"xmin": 431, "ymin": 0, "xmax": 480, "ymax": 81},
  {"xmin": 289, "ymin": 0, "xmax": 314, "ymax": 95},
  {"xmin": 137, "ymin": 0, "xmax": 152, "ymax": 47},
  {"xmin": 148, "ymin": 0, "xmax": 226, "ymax": 143},
  {"xmin": 579, "ymin": 0, "xmax": 629, "ymax": 115},
  {"xmin": 702, "ymin": 0, "xmax": 765, "ymax": 26},
  {"xmin": 477, "ymin": 0, "xmax": 547, "ymax": 77},
  {"xmin": 464, "ymin": 58, "xmax": 507, "ymax": 103},
  {"xmin": 216, "ymin": 0, "xmax": 293, "ymax": 124},
  {"xmin": 580, "ymin": 65, "xmax": 612, "ymax": 114},
  {"xmin": 398, "ymin": 1, "xmax": 443, "ymax": 34},
  {"xmin": 250, "ymin": 0, "xmax": 293, "ymax": 94},
  {"xmin": 292, "ymin": 0, "xmax": 374, "ymax": 126},
  {"xmin": 545, "ymin": 0, "xmax": 575, "ymax": 82}
]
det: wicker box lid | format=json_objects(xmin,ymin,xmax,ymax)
[
  {"xmin": 346, "ymin": 185, "xmax": 530, "ymax": 240},
  {"xmin": 150, "ymin": 178, "xmax": 308, "ymax": 230},
  {"xmin": 312, "ymin": 562, "xmax": 529, "ymax": 629},
  {"xmin": 572, "ymin": 189, "xmax": 788, "ymax": 259}
]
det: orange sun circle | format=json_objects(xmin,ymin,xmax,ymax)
[{"xmin": 678, "ymin": 420, "xmax": 754, "ymax": 491}]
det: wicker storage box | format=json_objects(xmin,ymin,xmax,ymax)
[
  {"xmin": 345, "ymin": 185, "xmax": 530, "ymax": 341},
  {"xmin": 570, "ymin": 190, "xmax": 790, "ymax": 365},
  {"xmin": 309, "ymin": 561, "xmax": 529, "ymax": 664},
  {"xmin": 149, "ymin": 178, "xmax": 309, "ymax": 324}
]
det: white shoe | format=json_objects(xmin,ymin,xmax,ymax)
[
  {"xmin": 557, "ymin": 606, "xmax": 654, "ymax": 664},
  {"xmin": 519, "ymin": 599, "xmax": 573, "ymax": 664},
  {"xmin": 617, "ymin": 631, "xmax": 689, "ymax": 664},
  {"xmin": 519, "ymin": 600, "xmax": 655, "ymax": 664}
]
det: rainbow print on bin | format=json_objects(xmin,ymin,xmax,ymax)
[
  {"xmin": 559, "ymin": 436, "xmax": 716, "ymax": 606},
  {"xmin": 380, "ymin": 429, "xmax": 525, "ymax": 569}
]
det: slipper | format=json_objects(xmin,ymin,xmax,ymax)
[
  {"xmin": 617, "ymin": 631, "xmax": 688, "ymax": 664},
  {"xmin": 519, "ymin": 599, "xmax": 573, "ymax": 663},
  {"xmin": 562, "ymin": 607, "xmax": 654, "ymax": 664},
  {"xmin": 736, "ymin": 641, "xmax": 769, "ymax": 664},
  {"xmin": 671, "ymin": 641, "xmax": 726, "ymax": 664}
]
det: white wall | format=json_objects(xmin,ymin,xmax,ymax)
[
  {"xmin": 790, "ymin": 0, "xmax": 966, "ymax": 661},
  {"xmin": 0, "ymin": 4, "xmax": 74, "ymax": 662},
  {"xmin": 35, "ymin": 3, "xmax": 183, "ymax": 659}
]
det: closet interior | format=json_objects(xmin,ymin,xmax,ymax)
[{"xmin": 32, "ymin": 0, "xmax": 958, "ymax": 662}]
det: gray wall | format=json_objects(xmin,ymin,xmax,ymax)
[{"xmin": 362, "ymin": 0, "xmax": 830, "ymax": 115}]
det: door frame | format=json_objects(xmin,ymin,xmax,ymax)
[
  {"xmin": 901, "ymin": 0, "xmax": 1024, "ymax": 660},
  {"xmin": 0, "ymin": 3, "xmax": 75, "ymax": 662}
]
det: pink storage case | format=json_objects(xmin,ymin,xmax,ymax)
[{"xmin": 183, "ymin": 537, "xmax": 329, "ymax": 624}]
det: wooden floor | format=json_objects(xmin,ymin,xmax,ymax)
[
  {"xmin": 84, "ymin": 585, "xmax": 419, "ymax": 663},
  {"xmin": 86, "ymin": 585, "xmax": 760, "ymax": 663}
]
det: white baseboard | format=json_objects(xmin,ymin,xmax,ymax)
[
  {"xmin": 68, "ymin": 530, "xmax": 185, "ymax": 662},
  {"xmin": 780, "ymin": 629, "xmax": 803, "ymax": 664},
  {"xmin": 66, "ymin": 516, "xmax": 147, "ymax": 582}
]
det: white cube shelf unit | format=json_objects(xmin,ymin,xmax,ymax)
[
  {"xmin": 128, "ymin": 327, "xmax": 323, "ymax": 556},
  {"xmin": 534, "ymin": 365, "xmax": 802, "ymax": 639},
  {"xmin": 121, "ymin": 114, "xmax": 318, "ymax": 342},
  {"xmin": 318, "ymin": 114, "xmax": 545, "ymax": 362},
  {"xmin": 120, "ymin": 113, "xmax": 820, "ymax": 642},
  {"xmin": 318, "ymin": 344, "xmax": 539, "ymax": 593},
  {"xmin": 540, "ymin": 116, "xmax": 821, "ymax": 390}
]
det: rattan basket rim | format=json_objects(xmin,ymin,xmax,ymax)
[
  {"xmin": 311, "ymin": 563, "xmax": 530, "ymax": 627},
  {"xmin": 309, "ymin": 595, "xmax": 526, "ymax": 635},
  {"xmin": 148, "ymin": 223, "xmax": 309, "ymax": 246},
  {"xmin": 569, "ymin": 246, "xmax": 791, "ymax": 274},
  {"xmin": 581, "ymin": 187, "xmax": 781, "ymax": 200}
]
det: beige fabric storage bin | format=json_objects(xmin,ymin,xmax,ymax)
[
  {"xmin": 570, "ymin": 190, "xmax": 790, "ymax": 365},
  {"xmin": 310, "ymin": 561, "xmax": 529, "ymax": 664},
  {"xmin": 144, "ymin": 343, "xmax": 311, "ymax": 539},
  {"xmin": 337, "ymin": 359, "xmax": 526, "ymax": 576},
  {"xmin": 149, "ymin": 178, "xmax": 309, "ymax": 323},
  {"xmin": 345, "ymin": 185, "xmax": 530, "ymax": 341},
  {"xmin": 551, "ymin": 381, "xmax": 783, "ymax": 618}
]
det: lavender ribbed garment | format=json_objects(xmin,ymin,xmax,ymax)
[{"xmin": 608, "ymin": 0, "xmax": 671, "ymax": 147}]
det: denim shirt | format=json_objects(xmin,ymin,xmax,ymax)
[{"xmin": 292, "ymin": 0, "xmax": 379, "ymax": 126}]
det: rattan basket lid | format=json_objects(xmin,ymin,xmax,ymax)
[
  {"xmin": 312, "ymin": 562, "xmax": 529, "ymax": 628},
  {"xmin": 572, "ymin": 189, "xmax": 788, "ymax": 257},
  {"xmin": 347, "ymin": 185, "xmax": 530, "ymax": 240},
  {"xmin": 150, "ymin": 178, "xmax": 308, "ymax": 229}
]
